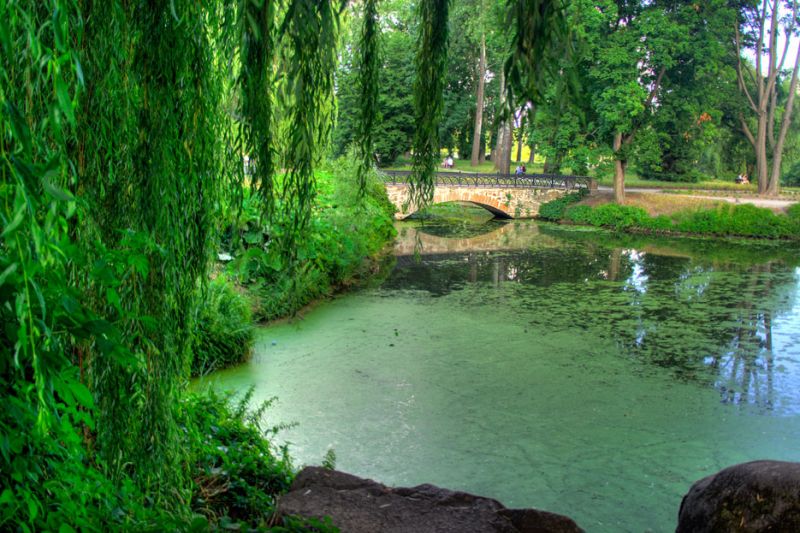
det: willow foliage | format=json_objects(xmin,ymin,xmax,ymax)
[
  {"xmin": 276, "ymin": 0, "xmax": 341, "ymax": 244},
  {"xmin": 356, "ymin": 0, "xmax": 381, "ymax": 194},
  {"xmin": 411, "ymin": 0, "xmax": 450, "ymax": 208},
  {"xmin": 504, "ymin": 0, "xmax": 569, "ymax": 108},
  {"xmin": 2, "ymin": 0, "xmax": 350, "ymax": 506},
  {"xmin": 75, "ymin": 0, "xmax": 232, "ymax": 500},
  {"xmin": 240, "ymin": 0, "xmax": 277, "ymax": 211}
]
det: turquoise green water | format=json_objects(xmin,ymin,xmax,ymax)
[{"xmin": 199, "ymin": 220, "xmax": 800, "ymax": 532}]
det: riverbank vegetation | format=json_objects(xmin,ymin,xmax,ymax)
[
  {"xmin": 5, "ymin": 0, "xmax": 800, "ymax": 530},
  {"xmin": 539, "ymin": 194, "xmax": 800, "ymax": 239}
]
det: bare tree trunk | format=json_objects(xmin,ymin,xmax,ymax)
[
  {"xmin": 470, "ymin": 33, "xmax": 486, "ymax": 167},
  {"xmin": 613, "ymin": 132, "xmax": 626, "ymax": 204},
  {"xmin": 528, "ymin": 145, "xmax": 535, "ymax": 165}
]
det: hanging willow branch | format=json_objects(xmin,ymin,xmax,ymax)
[
  {"xmin": 504, "ymin": 0, "xmax": 569, "ymax": 110},
  {"xmin": 411, "ymin": 0, "xmax": 450, "ymax": 209},
  {"xmin": 239, "ymin": 0, "xmax": 276, "ymax": 212},
  {"xmin": 278, "ymin": 0, "xmax": 340, "ymax": 243},
  {"xmin": 356, "ymin": 0, "xmax": 380, "ymax": 195}
]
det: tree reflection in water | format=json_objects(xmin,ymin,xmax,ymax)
[{"xmin": 387, "ymin": 221, "xmax": 800, "ymax": 415}]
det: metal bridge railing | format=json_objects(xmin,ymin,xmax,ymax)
[{"xmin": 380, "ymin": 170, "xmax": 595, "ymax": 190}]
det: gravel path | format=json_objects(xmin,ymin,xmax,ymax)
[{"xmin": 596, "ymin": 186, "xmax": 797, "ymax": 210}]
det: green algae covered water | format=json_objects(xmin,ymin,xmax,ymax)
[{"xmin": 199, "ymin": 219, "xmax": 800, "ymax": 532}]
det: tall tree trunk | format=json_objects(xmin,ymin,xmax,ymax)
[
  {"xmin": 501, "ymin": 121, "xmax": 513, "ymax": 174},
  {"xmin": 515, "ymin": 121, "xmax": 523, "ymax": 163},
  {"xmin": 470, "ymin": 33, "xmax": 486, "ymax": 166},
  {"xmin": 494, "ymin": 69, "xmax": 506, "ymax": 172},
  {"xmin": 613, "ymin": 131, "xmax": 626, "ymax": 204},
  {"xmin": 756, "ymin": 111, "xmax": 769, "ymax": 194},
  {"xmin": 527, "ymin": 104, "xmax": 536, "ymax": 165}
]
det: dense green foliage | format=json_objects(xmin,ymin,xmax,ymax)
[
  {"xmin": 559, "ymin": 202, "xmax": 800, "ymax": 239},
  {"xmin": 229, "ymin": 157, "xmax": 396, "ymax": 322},
  {"xmin": 411, "ymin": 0, "xmax": 451, "ymax": 206},
  {"xmin": 536, "ymin": 190, "xmax": 589, "ymax": 221},
  {"xmin": 191, "ymin": 277, "xmax": 255, "ymax": 377},
  {"xmin": 182, "ymin": 390, "xmax": 336, "ymax": 531}
]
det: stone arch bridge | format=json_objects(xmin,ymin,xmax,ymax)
[{"xmin": 382, "ymin": 170, "xmax": 596, "ymax": 219}]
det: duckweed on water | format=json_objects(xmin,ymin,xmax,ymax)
[{"xmin": 201, "ymin": 220, "xmax": 800, "ymax": 532}]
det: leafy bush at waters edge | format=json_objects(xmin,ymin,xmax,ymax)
[
  {"xmin": 539, "ymin": 195, "xmax": 800, "ymax": 238},
  {"xmin": 191, "ymin": 275, "xmax": 255, "ymax": 377},
  {"xmin": 228, "ymin": 156, "xmax": 397, "ymax": 322},
  {"xmin": 182, "ymin": 389, "xmax": 337, "ymax": 532},
  {"xmin": 2, "ymin": 382, "xmax": 334, "ymax": 531},
  {"xmin": 537, "ymin": 189, "xmax": 589, "ymax": 221}
]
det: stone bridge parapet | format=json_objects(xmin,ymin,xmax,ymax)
[{"xmin": 385, "ymin": 184, "xmax": 570, "ymax": 219}]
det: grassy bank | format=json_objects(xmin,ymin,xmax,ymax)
[
  {"xmin": 539, "ymin": 191, "xmax": 800, "ymax": 239},
  {"xmin": 190, "ymin": 157, "xmax": 396, "ymax": 377}
]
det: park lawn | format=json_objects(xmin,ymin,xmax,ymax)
[{"xmin": 578, "ymin": 191, "xmax": 726, "ymax": 217}]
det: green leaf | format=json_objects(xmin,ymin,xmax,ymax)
[
  {"xmin": 68, "ymin": 381, "xmax": 94, "ymax": 409},
  {"xmin": 55, "ymin": 74, "xmax": 75, "ymax": 126},
  {"xmin": 2, "ymin": 205, "xmax": 26, "ymax": 239},
  {"xmin": 0, "ymin": 488, "xmax": 13, "ymax": 505},
  {"xmin": 43, "ymin": 179, "xmax": 73, "ymax": 202},
  {"xmin": 0, "ymin": 263, "xmax": 17, "ymax": 287},
  {"xmin": 106, "ymin": 288, "xmax": 121, "ymax": 314}
]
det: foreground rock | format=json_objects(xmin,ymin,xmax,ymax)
[
  {"xmin": 677, "ymin": 460, "xmax": 800, "ymax": 532},
  {"xmin": 277, "ymin": 467, "xmax": 583, "ymax": 532}
]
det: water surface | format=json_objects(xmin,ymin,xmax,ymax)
[{"xmin": 200, "ymin": 219, "xmax": 800, "ymax": 532}]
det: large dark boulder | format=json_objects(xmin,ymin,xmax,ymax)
[
  {"xmin": 677, "ymin": 460, "xmax": 800, "ymax": 532},
  {"xmin": 277, "ymin": 467, "xmax": 583, "ymax": 533}
]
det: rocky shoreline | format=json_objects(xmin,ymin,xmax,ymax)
[{"xmin": 277, "ymin": 461, "xmax": 800, "ymax": 532}]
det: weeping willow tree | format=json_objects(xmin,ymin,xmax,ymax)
[
  {"xmin": 411, "ymin": 0, "xmax": 450, "ymax": 207},
  {"xmin": 2, "ymin": 0, "xmax": 569, "ymax": 523},
  {"xmin": 356, "ymin": 0, "xmax": 381, "ymax": 193},
  {"xmin": 503, "ymin": 0, "xmax": 569, "ymax": 108},
  {"xmin": 74, "ymin": 0, "xmax": 234, "ymax": 499}
]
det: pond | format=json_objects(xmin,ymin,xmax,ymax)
[{"xmin": 199, "ymin": 215, "xmax": 800, "ymax": 532}]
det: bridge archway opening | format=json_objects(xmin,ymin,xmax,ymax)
[{"xmin": 402, "ymin": 200, "xmax": 512, "ymax": 220}]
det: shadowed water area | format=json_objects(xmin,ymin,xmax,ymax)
[{"xmin": 200, "ymin": 211, "xmax": 800, "ymax": 532}]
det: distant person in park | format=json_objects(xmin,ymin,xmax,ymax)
[
  {"xmin": 521, "ymin": 164, "xmax": 526, "ymax": 174},
  {"xmin": 446, "ymin": 155, "xmax": 454, "ymax": 168},
  {"xmin": 736, "ymin": 173, "xmax": 750, "ymax": 185},
  {"xmin": 515, "ymin": 165, "xmax": 523, "ymax": 176}
]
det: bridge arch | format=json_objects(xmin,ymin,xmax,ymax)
[{"xmin": 399, "ymin": 198, "xmax": 513, "ymax": 220}]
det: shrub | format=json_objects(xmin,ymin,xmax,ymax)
[
  {"xmin": 230, "ymin": 156, "xmax": 396, "ymax": 322},
  {"xmin": 192, "ymin": 276, "xmax": 255, "ymax": 376},
  {"xmin": 673, "ymin": 204, "xmax": 797, "ymax": 238},
  {"xmin": 537, "ymin": 189, "xmax": 589, "ymax": 221},
  {"xmin": 562, "ymin": 201, "xmax": 800, "ymax": 239},
  {"xmin": 565, "ymin": 203, "xmax": 649, "ymax": 229},
  {"xmin": 181, "ymin": 388, "xmax": 337, "ymax": 531}
]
